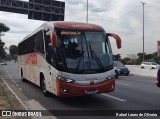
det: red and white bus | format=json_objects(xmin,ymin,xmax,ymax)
[{"xmin": 17, "ymin": 21, "xmax": 121, "ymax": 97}]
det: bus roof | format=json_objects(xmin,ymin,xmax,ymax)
[
  {"xmin": 44, "ymin": 21, "xmax": 104, "ymax": 31},
  {"xmin": 19, "ymin": 21, "xmax": 104, "ymax": 45}
]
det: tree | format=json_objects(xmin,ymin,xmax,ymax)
[
  {"xmin": 9, "ymin": 45, "xmax": 17, "ymax": 55},
  {"xmin": 145, "ymin": 54, "xmax": 152, "ymax": 60},
  {"xmin": 9, "ymin": 45, "xmax": 18, "ymax": 60},
  {"xmin": 121, "ymin": 57, "xmax": 130, "ymax": 64},
  {"xmin": 0, "ymin": 23, "xmax": 10, "ymax": 59},
  {"xmin": 0, "ymin": 40, "xmax": 6, "ymax": 59},
  {"xmin": 137, "ymin": 52, "xmax": 145, "ymax": 64},
  {"xmin": 113, "ymin": 54, "xmax": 121, "ymax": 61},
  {"xmin": 0, "ymin": 23, "xmax": 10, "ymax": 33}
]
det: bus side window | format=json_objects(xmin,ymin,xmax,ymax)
[
  {"xmin": 44, "ymin": 31, "xmax": 51, "ymax": 50},
  {"xmin": 44, "ymin": 30, "xmax": 56, "ymax": 67},
  {"xmin": 28, "ymin": 36, "xmax": 35, "ymax": 53},
  {"xmin": 35, "ymin": 30, "xmax": 44, "ymax": 54}
]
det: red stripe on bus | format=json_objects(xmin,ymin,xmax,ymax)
[
  {"xmin": 56, "ymin": 78, "xmax": 115, "ymax": 97},
  {"xmin": 25, "ymin": 53, "xmax": 37, "ymax": 65}
]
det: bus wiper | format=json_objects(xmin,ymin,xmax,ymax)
[
  {"xmin": 76, "ymin": 42, "xmax": 84, "ymax": 71},
  {"xmin": 89, "ymin": 42, "xmax": 105, "ymax": 69},
  {"xmin": 56, "ymin": 48, "xmax": 67, "ymax": 70}
]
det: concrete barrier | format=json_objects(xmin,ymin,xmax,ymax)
[{"xmin": 126, "ymin": 65, "xmax": 157, "ymax": 78}]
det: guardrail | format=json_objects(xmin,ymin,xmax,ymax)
[{"xmin": 126, "ymin": 65, "xmax": 157, "ymax": 78}]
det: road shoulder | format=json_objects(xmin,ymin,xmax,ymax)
[{"xmin": 0, "ymin": 78, "xmax": 31, "ymax": 119}]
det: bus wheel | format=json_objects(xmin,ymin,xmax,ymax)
[
  {"xmin": 21, "ymin": 69, "xmax": 27, "ymax": 82},
  {"xmin": 41, "ymin": 77, "xmax": 50, "ymax": 97},
  {"xmin": 22, "ymin": 77, "xmax": 27, "ymax": 82}
]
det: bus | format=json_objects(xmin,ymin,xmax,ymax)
[
  {"xmin": 157, "ymin": 68, "xmax": 160, "ymax": 87},
  {"xmin": 17, "ymin": 21, "xmax": 121, "ymax": 97}
]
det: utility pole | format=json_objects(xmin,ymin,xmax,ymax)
[
  {"xmin": 141, "ymin": 2, "xmax": 146, "ymax": 62},
  {"xmin": 87, "ymin": 0, "xmax": 88, "ymax": 23}
]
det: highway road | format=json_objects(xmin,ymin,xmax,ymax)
[{"xmin": 0, "ymin": 62, "xmax": 160, "ymax": 119}]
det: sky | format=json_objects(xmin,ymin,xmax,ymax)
[{"xmin": 0, "ymin": 0, "xmax": 160, "ymax": 58}]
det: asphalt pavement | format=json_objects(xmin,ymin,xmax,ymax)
[{"xmin": 0, "ymin": 62, "xmax": 160, "ymax": 119}]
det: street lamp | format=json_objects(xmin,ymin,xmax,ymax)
[
  {"xmin": 140, "ymin": 2, "xmax": 146, "ymax": 62},
  {"xmin": 87, "ymin": 0, "xmax": 88, "ymax": 22}
]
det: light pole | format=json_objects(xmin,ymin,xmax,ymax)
[
  {"xmin": 141, "ymin": 2, "xmax": 146, "ymax": 62},
  {"xmin": 87, "ymin": 0, "xmax": 88, "ymax": 23}
]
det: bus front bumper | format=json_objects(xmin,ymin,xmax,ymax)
[
  {"xmin": 56, "ymin": 78, "xmax": 115, "ymax": 97},
  {"xmin": 157, "ymin": 82, "xmax": 160, "ymax": 87},
  {"xmin": 157, "ymin": 70, "xmax": 160, "ymax": 87},
  {"xmin": 157, "ymin": 77, "xmax": 160, "ymax": 87}
]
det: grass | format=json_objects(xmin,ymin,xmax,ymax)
[
  {"xmin": 0, "ymin": 80, "xmax": 31, "ymax": 119},
  {"xmin": 0, "ymin": 80, "xmax": 13, "ymax": 110}
]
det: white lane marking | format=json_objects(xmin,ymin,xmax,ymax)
[
  {"xmin": 2, "ymin": 79, "xmax": 38, "ymax": 119},
  {"xmin": 116, "ymin": 82, "xmax": 130, "ymax": 86},
  {"xmin": 2, "ymin": 78, "xmax": 29, "ymax": 110},
  {"xmin": 152, "ymin": 81, "xmax": 157, "ymax": 83},
  {"xmin": 101, "ymin": 94, "xmax": 127, "ymax": 102},
  {"xmin": 4, "ymin": 66, "xmax": 13, "ymax": 80},
  {"xmin": 3, "ymin": 66, "xmax": 39, "ymax": 119},
  {"xmin": 2, "ymin": 77, "xmax": 57, "ymax": 119},
  {"xmin": 4, "ymin": 66, "xmax": 20, "ymax": 89}
]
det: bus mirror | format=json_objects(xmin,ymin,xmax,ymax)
[
  {"xmin": 46, "ymin": 31, "xmax": 58, "ymax": 48},
  {"xmin": 107, "ymin": 33, "xmax": 121, "ymax": 49},
  {"xmin": 50, "ymin": 32, "xmax": 58, "ymax": 48}
]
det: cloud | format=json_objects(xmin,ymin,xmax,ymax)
[
  {"xmin": 0, "ymin": 0, "xmax": 160, "ymax": 58},
  {"xmin": 0, "ymin": 12, "xmax": 44, "ymax": 46},
  {"xmin": 65, "ymin": 0, "xmax": 82, "ymax": 5},
  {"xmin": 90, "ymin": 8, "xmax": 106, "ymax": 13}
]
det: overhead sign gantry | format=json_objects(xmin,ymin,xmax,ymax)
[{"xmin": 0, "ymin": 0, "xmax": 65, "ymax": 21}]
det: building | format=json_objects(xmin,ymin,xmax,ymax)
[{"xmin": 127, "ymin": 54, "xmax": 138, "ymax": 59}]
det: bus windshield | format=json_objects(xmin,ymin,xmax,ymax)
[{"xmin": 55, "ymin": 29, "xmax": 113, "ymax": 73}]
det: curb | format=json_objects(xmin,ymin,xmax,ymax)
[{"xmin": 2, "ymin": 78, "xmax": 37, "ymax": 119}]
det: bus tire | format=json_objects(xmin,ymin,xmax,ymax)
[
  {"xmin": 151, "ymin": 67, "xmax": 155, "ymax": 69},
  {"xmin": 41, "ymin": 76, "xmax": 50, "ymax": 97},
  {"xmin": 22, "ymin": 78, "xmax": 27, "ymax": 82},
  {"xmin": 21, "ymin": 69, "xmax": 27, "ymax": 82}
]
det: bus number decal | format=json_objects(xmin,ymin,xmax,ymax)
[{"xmin": 25, "ymin": 53, "xmax": 37, "ymax": 65}]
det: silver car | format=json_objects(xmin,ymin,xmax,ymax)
[{"xmin": 140, "ymin": 62, "xmax": 159, "ymax": 69}]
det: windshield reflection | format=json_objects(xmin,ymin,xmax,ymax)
[{"xmin": 55, "ymin": 29, "xmax": 113, "ymax": 73}]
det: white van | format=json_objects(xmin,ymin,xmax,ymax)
[{"xmin": 140, "ymin": 62, "xmax": 159, "ymax": 69}]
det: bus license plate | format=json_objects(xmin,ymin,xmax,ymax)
[{"xmin": 85, "ymin": 89, "xmax": 98, "ymax": 94}]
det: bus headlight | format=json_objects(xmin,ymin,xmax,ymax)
[
  {"xmin": 57, "ymin": 76, "xmax": 75, "ymax": 83},
  {"xmin": 106, "ymin": 74, "xmax": 115, "ymax": 80},
  {"xmin": 65, "ymin": 78, "xmax": 75, "ymax": 83}
]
